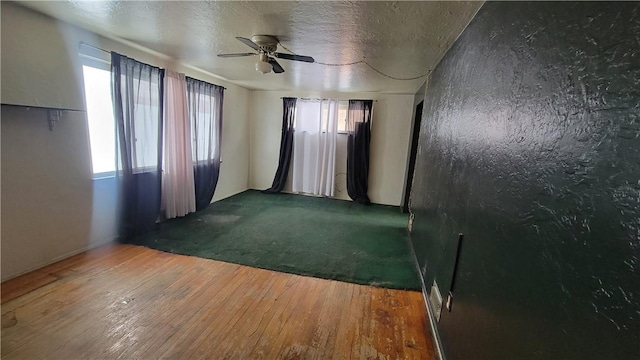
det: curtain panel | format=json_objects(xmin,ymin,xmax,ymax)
[
  {"xmin": 346, "ymin": 99, "xmax": 373, "ymax": 204},
  {"xmin": 111, "ymin": 52, "xmax": 165, "ymax": 239},
  {"xmin": 186, "ymin": 77, "xmax": 224, "ymax": 211},
  {"xmin": 292, "ymin": 98, "xmax": 339, "ymax": 197},
  {"xmin": 162, "ymin": 70, "xmax": 196, "ymax": 219},
  {"xmin": 263, "ymin": 97, "xmax": 297, "ymax": 193}
]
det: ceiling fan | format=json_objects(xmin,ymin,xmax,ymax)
[{"xmin": 218, "ymin": 35, "xmax": 315, "ymax": 74}]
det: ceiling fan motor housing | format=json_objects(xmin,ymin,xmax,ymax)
[
  {"xmin": 251, "ymin": 35, "xmax": 278, "ymax": 53},
  {"xmin": 217, "ymin": 35, "xmax": 312, "ymax": 74}
]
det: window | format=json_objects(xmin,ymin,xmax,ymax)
[
  {"xmin": 337, "ymin": 100, "xmax": 348, "ymax": 133},
  {"xmin": 190, "ymin": 93, "xmax": 217, "ymax": 164},
  {"xmin": 317, "ymin": 100, "xmax": 349, "ymax": 133},
  {"xmin": 81, "ymin": 62, "xmax": 116, "ymax": 178},
  {"xmin": 125, "ymin": 75, "xmax": 162, "ymax": 172},
  {"xmin": 81, "ymin": 50, "xmax": 163, "ymax": 177},
  {"xmin": 186, "ymin": 77, "xmax": 224, "ymax": 166}
]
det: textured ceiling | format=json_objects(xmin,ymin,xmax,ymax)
[{"xmin": 18, "ymin": 1, "xmax": 483, "ymax": 94}]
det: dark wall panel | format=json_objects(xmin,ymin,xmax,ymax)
[{"xmin": 410, "ymin": 2, "xmax": 640, "ymax": 359}]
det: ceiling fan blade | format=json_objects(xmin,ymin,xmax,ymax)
[
  {"xmin": 275, "ymin": 53, "xmax": 315, "ymax": 63},
  {"xmin": 217, "ymin": 53, "xmax": 257, "ymax": 58},
  {"xmin": 268, "ymin": 58, "xmax": 285, "ymax": 73},
  {"xmin": 236, "ymin": 37, "xmax": 261, "ymax": 51}
]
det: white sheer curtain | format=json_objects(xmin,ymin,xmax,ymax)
[
  {"xmin": 161, "ymin": 70, "xmax": 196, "ymax": 218},
  {"xmin": 292, "ymin": 99, "xmax": 339, "ymax": 197}
]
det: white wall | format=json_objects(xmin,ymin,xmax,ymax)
[
  {"xmin": 0, "ymin": 2, "xmax": 250, "ymax": 280},
  {"xmin": 1, "ymin": 2, "xmax": 85, "ymax": 110},
  {"xmin": 213, "ymin": 87, "xmax": 250, "ymax": 202},
  {"xmin": 249, "ymin": 90, "xmax": 414, "ymax": 206}
]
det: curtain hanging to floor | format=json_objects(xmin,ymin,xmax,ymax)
[
  {"xmin": 263, "ymin": 97, "xmax": 297, "ymax": 194},
  {"xmin": 346, "ymin": 99, "xmax": 373, "ymax": 204},
  {"xmin": 162, "ymin": 70, "xmax": 196, "ymax": 219},
  {"xmin": 111, "ymin": 52, "xmax": 165, "ymax": 239},
  {"xmin": 292, "ymin": 98, "xmax": 339, "ymax": 197},
  {"xmin": 186, "ymin": 77, "xmax": 224, "ymax": 211}
]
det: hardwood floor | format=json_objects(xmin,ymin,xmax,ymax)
[{"xmin": 1, "ymin": 243, "xmax": 436, "ymax": 359}]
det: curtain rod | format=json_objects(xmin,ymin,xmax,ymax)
[
  {"xmin": 283, "ymin": 97, "xmax": 377, "ymax": 102},
  {"xmin": 78, "ymin": 41, "xmax": 227, "ymax": 90},
  {"xmin": 79, "ymin": 41, "xmax": 109, "ymax": 54},
  {"xmin": 1, "ymin": 102, "xmax": 84, "ymax": 112}
]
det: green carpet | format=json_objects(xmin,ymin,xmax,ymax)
[{"xmin": 129, "ymin": 190, "xmax": 421, "ymax": 290}]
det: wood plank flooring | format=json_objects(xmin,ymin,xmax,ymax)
[{"xmin": 1, "ymin": 243, "xmax": 436, "ymax": 359}]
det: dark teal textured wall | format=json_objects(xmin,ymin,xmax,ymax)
[{"xmin": 410, "ymin": 2, "xmax": 639, "ymax": 359}]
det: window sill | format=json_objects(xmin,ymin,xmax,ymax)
[{"xmin": 92, "ymin": 173, "xmax": 115, "ymax": 181}]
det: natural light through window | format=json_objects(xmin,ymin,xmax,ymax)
[
  {"xmin": 192, "ymin": 95, "xmax": 216, "ymax": 164},
  {"xmin": 319, "ymin": 100, "xmax": 349, "ymax": 133},
  {"xmin": 82, "ymin": 65, "xmax": 115, "ymax": 177},
  {"xmin": 338, "ymin": 101, "xmax": 348, "ymax": 132}
]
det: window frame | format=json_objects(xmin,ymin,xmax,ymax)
[
  {"xmin": 337, "ymin": 100, "xmax": 349, "ymax": 134},
  {"xmin": 297, "ymin": 99, "xmax": 349, "ymax": 135},
  {"xmin": 187, "ymin": 80, "xmax": 222, "ymax": 166}
]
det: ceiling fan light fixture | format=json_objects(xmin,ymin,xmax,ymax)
[
  {"xmin": 219, "ymin": 35, "xmax": 312, "ymax": 74},
  {"xmin": 255, "ymin": 60, "xmax": 272, "ymax": 74}
]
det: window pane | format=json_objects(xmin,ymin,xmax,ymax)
[
  {"xmin": 82, "ymin": 65, "xmax": 115, "ymax": 175},
  {"xmin": 321, "ymin": 102, "xmax": 329, "ymax": 130},
  {"xmin": 338, "ymin": 101, "xmax": 348, "ymax": 132},
  {"xmin": 295, "ymin": 100, "xmax": 322, "ymax": 134},
  {"xmin": 191, "ymin": 93, "xmax": 218, "ymax": 163},
  {"xmin": 132, "ymin": 103, "xmax": 160, "ymax": 170}
]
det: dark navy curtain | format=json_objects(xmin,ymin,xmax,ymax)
[
  {"xmin": 346, "ymin": 100, "xmax": 373, "ymax": 204},
  {"xmin": 111, "ymin": 52, "xmax": 165, "ymax": 239},
  {"xmin": 263, "ymin": 97, "xmax": 297, "ymax": 193},
  {"xmin": 186, "ymin": 77, "xmax": 224, "ymax": 210}
]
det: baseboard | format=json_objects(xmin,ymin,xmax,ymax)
[
  {"xmin": 248, "ymin": 187, "xmax": 401, "ymax": 208},
  {"xmin": 418, "ymin": 267, "xmax": 447, "ymax": 360},
  {"xmin": 1, "ymin": 237, "xmax": 116, "ymax": 282},
  {"xmin": 406, "ymin": 232, "xmax": 447, "ymax": 360}
]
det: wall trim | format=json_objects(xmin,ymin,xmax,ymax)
[
  {"xmin": 247, "ymin": 187, "xmax": 404, "ymax": 207},
  {"xmin": 1, "ymin": 237, "xmax": 116, "ymax": 282},
  {"xmin": 406, "ymin": 232, "xmax": 447, "ymax": 360}
]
